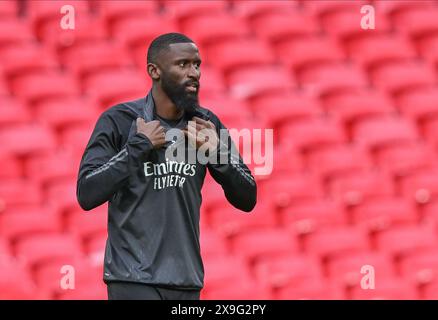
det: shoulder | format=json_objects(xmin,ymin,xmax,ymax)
[
  {"xmin": 102, "ymin": 97, "xmax": 145, "ymax": 121},
  {"xmin": 196, "ymin": 105, "xmax": 224, "ymax": 128},
  {"xmin": 92, "ymin": 97, "xmax": 145, "ymax": 141}
]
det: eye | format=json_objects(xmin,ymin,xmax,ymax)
[{"xmin": 179, "ymin": 61, "xmax": 186, "ymax": 68}]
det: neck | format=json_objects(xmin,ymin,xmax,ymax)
[{"xmin": 151, "ymin": 85, "xmax": 184, "ymax": 120}]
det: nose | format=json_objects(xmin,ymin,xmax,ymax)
[{"xmin": 187, "ymin": 64, "xmax": 200, "ymax": 81}]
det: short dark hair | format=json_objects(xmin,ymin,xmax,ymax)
[{"xmin": 147, "ymin": 33, "xmax": 194, "ymax": 64}]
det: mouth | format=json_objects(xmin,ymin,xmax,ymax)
[{"xmin": 185, "ymin": 83, "xmax": 199, "ymax": 93}]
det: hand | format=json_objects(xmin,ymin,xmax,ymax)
[
  {"xmin": 136, "ymin": 118, "xmax": 166, "ymax": 149},
  {"xmin": 182, "ymin": 116, "xmax": 219, "ymax": 153}
]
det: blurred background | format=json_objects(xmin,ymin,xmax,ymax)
[{"xmin": 2, "ymin": 0, "xmax": 438, "ymax": 299}]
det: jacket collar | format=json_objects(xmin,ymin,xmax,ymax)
[{"xmin": 143, "ymin": 89, "xmax": 155, "ymax": 122}]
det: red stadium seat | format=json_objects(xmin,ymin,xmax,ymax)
[
  {"xmin": 251, "ymin": 11, "xmax": 320, "ymax": 42},
  {"xmin": 209, "ymin": 200, "xmax": 278, "ymax": 237},
  {"xmin": 422, "ymin": 282, "xmax": 438, "ymax": 299},
  {"xmin": 0, "ymin": 153, "xmax": 22, "ymax": 179},
  {"xmin": 0, "ymin": 43, "xmax": 58, "ymax": 77},
  {"xmin": 320, "ymin": 10, "xmax": 390, "ymax": 40},
  {"xmin": 279, "ymin": 117, "xmax": 346, "ymax": 152},
  {"xmin": 66, "ymin": 207, "xmax": 107, "ymax": 241},
  {"xmin": 33, "ymin": 257, "xmax": 103, "ymax": 295},
  {"xmin": 200, "ymin": 230, "xmax": 228, "ymax": 259},
  {"xmin": 0, "ymin": 0, "xmax": 18, "ymax": 18},
  {"xmin": 275, "ymin": 36, "xmax": 345, "ymax": 70},
  {"xmin": 28, "ymin": 0, "xmax": 90, "ymax": 27},
  {"xmin": 375, "ymin": 142, "xmax": 436, "ymax": 177},
  {"xmin": 345, "ymin": 34, "xmax": 417, "ymax": 68},
  {"xmin": 202, "ymin": 255, "xmax": 251, "ymax": 291},
  {"xmin": 266, "ymin": 146, "xmax": 305, "ymax": 179},
  {"xmin": 281, "ymin": 199, "xmax": 347, "ymax": 235},
  {"xmin": 206, "ymin": 38, "xmax": 276, "ymax": 73},
  {"xmin": 349, "ymin": 278, "xmax": 419, "ymax": 300},
  {"xmin": 60, "ymin": 125, "xmax": 93, "ymax": 158},
  {"xmin": 98, "ymin": 1, "xmax": 158, "ymax": 24},
  {"xmin": 254, "ymin": 255, "xmax": 323, "ymax": 291},
  {"xmin": 0, "ymin": 179, "xmax": 43, "ymax": 209},
  {"xmin": 327, "ymin": 251, "xmax": 395, "ymax": 287},
  {"xmin": 0, "ymin": 96, "xmax": 31, "ymax": 126},
  {"xmin": 57, "ymin": 283, "xmax": 107, "ymax": 300},
  {"xmin": 111, "ymin": 15, "xmax": 178, "ymax": 46},
  {"xmin": 400, "ymin": 167, "xmax": 438, "ymax": 204},
  {"xmin": 230, "ymin": 228, "xmax": 299, "ymax": 263},
  {"xmin": 200, "ymin": 97, "xmax": 253, "ymax": 123},
  {"xmin": 162, "ymin": 0, "xmax": 227, "ymax": 21},
  {"xmin": 250, "ymin": 91, "xmax": 322, "ymax": 128},
  {"xmin": 59, "ymin": 41, "xmax": 133, "ymax": 79},
  {"xmin": 232, "ymin": 0, "xmax": 298, "ymax": 19},
  {"xmin": 303, "ymin": 227, "xmax": 370, "ymax": 259},
  {"xmin": 10, "ymin": 71, "xmax": 79, "ymax": 103},
  {"xmin": 0, "ymin": 19, "xmax": 34, "ymax": 46},
  {"xmin": 276, "ymin": 279, "xmax": 345, "ymax": 300},
  {"xmin": 399, "ymin": 248, "xmax": 438, "ymax": 285},
  {"xmin": 0, "ymin": 76, "xmax": 9, "ymax": 96},
  {"xmin": 375, "ymin": 225, "xmax": 438, "ymax": 258},
  {"xmin": 37, "ymin": 14, "xmax": 107, "ymax": 48},
  {"xmin": 422, "ymin": 201, "xmax": 438, "ymax": 227},
  {"xmin": 15, "ymin": 233, "xmax": 83, "ymax": 268},
  {"xmin": 110, "ymin": 15, "xmax": 179, "ymax": 70},
  {"xmin": 195, "ymin": 66, "xmax": 227, "ymax": 99},
  {"xmin": 34, "ymin": 96, "xmax": 100, "ymax": 130},
  {"xmin": 300, "ymin": 0, "xmax": 368, "ymax": 16},
  {"xmin": 0, "ymin": 255, "xmax": 38, "ymax": 299},
  {"xmin": 227, "ymin": 65, "xmax": 295, "ymax": 99},
  {"xmin": 0, "ymin": 237, "xmax": 11, "ymax": 256},
  {"xmin": 370, "ymin": 61, "xmax": 437, "ymax": 94},
  {"xmin": 372, "ymin": 0, "xmax": 435, "ymax": 14},
  {"xmin": 321, "ymin": 89, "xmax": 395, "ymax": 126},
  {"xmin": 257, "ymin": 173, "xmax": 324, "ymax": 209},
  {"xmin": 328, "ymin": 171, "xmax": 395, "ymax": 206},
  {"xmin": 0, "ymin": 206, "xmax": 61, "ymax": 241},
  {"xmin": 297, "ymin": 63, "xmax": 369, "ymax": 96},
  {"xmin": 396, "ymin": 87, "xmax": 438, "ymax": 123},
  {"xmin": 421, "ymin": 117, "xmax": 438, "ymax": 145},
  {"xmin": 307, "ymin": 145, "xmax": 372, "ymax": 180},
  {"xmin": 46, "ymin": 179, "xmax": 81, "ymax": 213},
  {"xmin": 392, "ymin": 7, "xmax": 438, "ymax": 37},
  {"xmin": 83, "ymin": 69, "xmax": 149, "ymax": 108},
  {"xmin": 200, "ymin": 177, "xmax": 227, "ymax": 214},
  {"xmin": 416, "ymin": 33, "xmax": 438, "ymax": 64},
  {"xmin": 352, "ymin": 116, "xmax": 420, "ymax": 151},
  {"xmin": 0, "ymin": 124, "xmax": 57, "ymax": 156},
  {"xmin": 181, "ymin": 14, "xmax": 251, "ymax": 48},
  {"xmin": 85, "ymin": 233, "xmax": 107, "ymax": 258},
  {"xmin": 203, "ymin": 280, "xmax": 272, "ymax": 300},
  {"xmin": 351, "ymin": 197, "xmax": 418, "ymax": 232}
]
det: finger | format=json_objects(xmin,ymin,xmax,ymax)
[
  {"xmin": 184, "ymin": 129, "xmax": 197, "ymax": 141},
  {"xmin": 187, "ymin": 121, "xmax": 205, "ymax": 131},
  {"xmin": 193, "ymin": 117, "xmax": 214, "ymax": 129}
]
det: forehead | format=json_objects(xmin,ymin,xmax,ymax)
[{"xmin": 161, "ymin": 42, "xmax": 200, "ymax": 62}]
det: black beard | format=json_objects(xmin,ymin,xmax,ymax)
[{"xmin": 161, "ymin": 72, "xmax": 199, "ymax": 116}]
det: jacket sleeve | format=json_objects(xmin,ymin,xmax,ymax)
[
  {"xmin": 206, "ymin": 114, "xmax": 257, "ymax": 212},
  {"xmin": 76, "ymin": 112, "xmax": 154, "ymax": 211}
]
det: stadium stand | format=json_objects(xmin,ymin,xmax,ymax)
[{"xmin": 1, "ymin": 0, "xmax": 438, "ymax": 300}]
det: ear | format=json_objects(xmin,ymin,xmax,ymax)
[{"xmin": 147, "ymin": 63, "xmax": 161, "ymax": 81}]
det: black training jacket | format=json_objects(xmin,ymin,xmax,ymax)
[{"xmin": 76, "ymin": 90, "xmax": 257, "ymax": 289}]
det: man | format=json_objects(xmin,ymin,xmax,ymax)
[{"xmin": 76, "ymin": 33, "xmax": 257, "ymax": 300}]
